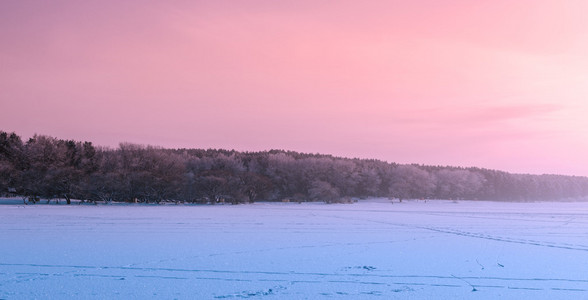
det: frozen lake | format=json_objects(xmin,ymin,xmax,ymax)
[{"xmin": 1, "ymin": 199, "xmax": 587, "ymax": 299}]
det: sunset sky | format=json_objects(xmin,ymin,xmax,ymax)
[{"xmin": 2, "ymin": 1, "xmax": 588, "ymax": 176}]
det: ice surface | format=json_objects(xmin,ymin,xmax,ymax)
[{"xmin": 1, "ymin": 199, "xmax": 587, "ymax": 299}]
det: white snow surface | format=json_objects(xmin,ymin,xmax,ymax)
[{"xmin": 1, "ymin": 198, "xmax": 587, "ymax": 299}]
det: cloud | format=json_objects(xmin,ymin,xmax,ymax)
[
  {"xmin": 464, "ymin": 103, "xmax": 562, "ymax": 122},
  {"xmin": 386, "ymin": 102, "xmax": 561, "ymax": 128}
]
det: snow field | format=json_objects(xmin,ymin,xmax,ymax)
[{"xmin": 1, "ymin": 199, "xmax": 587, "ymax": 299}]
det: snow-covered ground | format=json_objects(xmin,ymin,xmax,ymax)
[{"xmin": 1, "ymin": 199, "xmax": 587, "ymax": 299}]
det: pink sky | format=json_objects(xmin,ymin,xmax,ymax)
[{"xmin": 2, "ymin": 1, "xmax": 588, "ymax": 176}]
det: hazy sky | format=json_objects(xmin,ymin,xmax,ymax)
[{"xmin": 2, "ymin": 1, "xmax": 588, "ymax": 176}]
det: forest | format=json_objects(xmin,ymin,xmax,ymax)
[{"xmin": 1, "ymin": 131, "xmax": 588, "ymax": 204}]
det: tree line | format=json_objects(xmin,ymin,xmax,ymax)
[{"xmin": 1, "ymin": 131, "xmax": 588, "ymax": 204}]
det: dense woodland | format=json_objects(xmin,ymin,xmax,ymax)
[{"xmin": 1, "ymin": 131, "xmax": 588, "ymax": 204}]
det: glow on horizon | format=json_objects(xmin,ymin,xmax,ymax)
[{"xmin": 2, "ymin": 1, "xmax": 588, "ymax": 176}]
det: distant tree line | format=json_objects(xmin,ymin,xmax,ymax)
[{"xmin": 1, "ymin": 131, "xmax": 588, "ymax": 204}]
